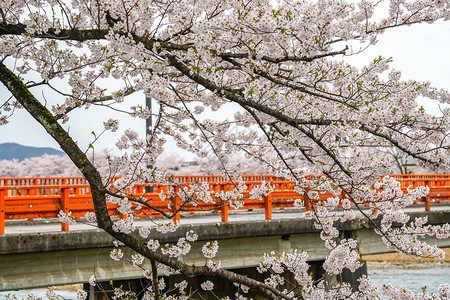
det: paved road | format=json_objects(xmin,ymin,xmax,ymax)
[{"xmin": 3, "ymin": 204, "xmax": 450, "ymax": 235}]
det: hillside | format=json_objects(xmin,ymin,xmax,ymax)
[{"xmin": 0, "ymin": 143, "xmax": 64, "ymax": 161}]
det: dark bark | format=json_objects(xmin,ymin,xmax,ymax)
[{"xmin": 0, "ymin": 22, "xmax": 108, "ymax": 41}]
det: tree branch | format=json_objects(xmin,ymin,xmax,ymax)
[{"xmin": 0, "ymin": 60, "xmax": 293, "ymax": 300}]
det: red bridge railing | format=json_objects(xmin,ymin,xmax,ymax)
[{"xmin": 0, "ymin": 174, "xmax": 449, "ymax": 234}]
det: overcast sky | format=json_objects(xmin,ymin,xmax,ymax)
[{"xmin": 0, "ymin": 19, "xmax": 449, "ymax": 156}]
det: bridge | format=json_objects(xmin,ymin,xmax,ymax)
[
  {"xmin": 1, "ymin": 174, "xmax": 450, "ymax": 234},
  {"xmin": 0, "ymin": 175, "xmax": 449, "ymax": 294},
  {"xmin": 1, "ymin": 209, "xmax": 449, "ymax": 292}
]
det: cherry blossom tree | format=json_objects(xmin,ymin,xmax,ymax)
[
  {"xmin": 0, "ymin": 154, "xmax": 79, "ymax": 177},
  {"xmin": 0, "ymin": 150, "xmax": 116, "ymax": 177},
  {"xmin": 0, "ymin": 151, "xmax": 266, "ymax": 177},
  {"xmin": 155, "ymin": 152, "xmax": 267, "ymax": 175},
  {"xmin": 1, "ymin": 0, "xmax": 450, "ymax": 298}
]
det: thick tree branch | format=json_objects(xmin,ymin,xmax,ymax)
[
  {"xmin": 166, "ymin": 53, "xmax": 334, "ymax": 127},
  {"xmin": 0, "ymin": 22, "xmax": 109, "ymax": 40}
]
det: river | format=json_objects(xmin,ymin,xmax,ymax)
[{"xmin": 367, "ymin": 262, "xmax": 450, "ymax": 296}]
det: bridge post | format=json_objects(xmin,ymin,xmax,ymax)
[
  {"xmin": 60, "ymin": 187, "xmax": 70, "ymax": 231},
  {"xmin": 424, "ymin": 180, "xmax": 431, "ymax": 211},
  {"xmin": 172, "ymin": 187, "xmax": 181, "ymax": 223},
  {"xmin": 219, "ymin": 184, "xmax": 229, "ymax": 222},
  {"xmin": 212, "ymin": 183, "xmax": 229, "ymax": 222},
  {"xmin": 424, "ymin": 196, "xmax": 431, "ymax": 211},
  {"xmin": 264, "ymin": 194, "xmax": 272, "ymax": 220},
  {"xmin": 221, "ymin": 202, "xmax": 228, "ymax": 222},
  {"xmin": 341, "ymin": 262, "xmax": 368, "ymax": 291},
  {"xmin": 340, "ymin": 230, "xmax": 368, "ymax": 291},
  {"xmin": 0, "ymin": 189, "xmax": 5, "ymax": 234},
  {"xmin": 88, "ymin": 284, "xmax": 95, "ymax": 300}
]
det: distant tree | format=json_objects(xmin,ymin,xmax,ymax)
[
  {"xmin": 0, "ymin": 150, "xmax": 116, "ymax": 177},
  {"xmin": 0, "ymin": 155, "xmax": 79, "ymax": 177},
  {"xmin": 0, "ymin": 158, "xmax": 21, "ymax": 177},
  {"xmin": 155, "ymin": 152, "xmax": 267, "ymax": 175},
  {"xmin": 1, "ymin": 0, "xmax": 450, "ymax": 298}
]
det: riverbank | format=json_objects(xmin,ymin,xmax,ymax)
[{"xmin": 362, "ymin": 247, "xmax": 450, "ymax": 263}]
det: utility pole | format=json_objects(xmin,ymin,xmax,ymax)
[
  {"xmin": 146, "ymin": 95, "xmax": 152, "ymax": 138},
  {"xmin": 145, "ymin": 95, "xmax": 153, "ymax": 193}
]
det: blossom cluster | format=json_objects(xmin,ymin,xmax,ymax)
[
  {"xmin": 248, "ymin": 181, "xmax": 275, "ymax": 200},
  {"xmin": 202, "ymin": 241, "xmax": 219, "ymax": 259}
]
